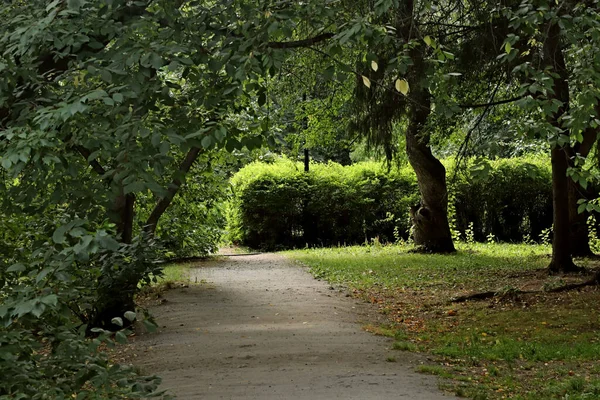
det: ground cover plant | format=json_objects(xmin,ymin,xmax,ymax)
[{"xmin": 286, "ymin": 243, "xmax": 600, "ymax": 399}]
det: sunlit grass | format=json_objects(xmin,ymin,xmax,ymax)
[
  {"xmin": 158, "ymin": 263, "xmax": 190, "ymax": 283},
  {"xmin": 286, "ymin": 242, "xmax": 551, "ymax": 292}
]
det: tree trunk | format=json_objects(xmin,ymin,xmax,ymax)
[
  {"xmin": 544, "ymin": 20, "xmax": 579, "ymax": 273},
  {"xmin": 406, "ymin": 90, "xmax": 455, "ymax": 253},
  {"xmin": 113, "ymin": 192, "xmax": 135, "ymax": 244},
  {"xmin": 549, "ymin": 146, "xmax": 579, "ymax": 272}
]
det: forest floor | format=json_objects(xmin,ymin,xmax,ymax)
[{"xmin": 127, "ymin": 252, "xmax": 456, "ymax": 399}]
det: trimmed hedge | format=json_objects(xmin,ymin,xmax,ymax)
[{"xmin": 227, "ymin": 156, "xmax": 552, "ymax": 250}]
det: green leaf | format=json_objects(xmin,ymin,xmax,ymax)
[
  {"xmin": 505, "ymin": 41, "xmax": 511, "ymax": 54},
  {"xmin": 124, "ymin": 181, "xmax": 145, "ymax": 194},
  {"xmin": 35, "ymin": 267, "xmax": 54, "ymax": 283},
  {"xmin": 214, "ymin": 126, "xmax": 227, "ymax": 142},
  {"xmin": 53, "ymin": 225, "xmax": 69, "ymax": 244},
  {"xmin": 7, "ymin": 263, "xmax": 25, "ymax": 273},
  {"xmin": 423, "ymin": 35, "xmax": 432, "ymax": 47},
  {"xmin": 100, "ymin": 70, "xmax": 112, "ymax": 83},
  {"xmin": 67, "ymin": 0, "xmax": 83, "ymax": 11},
  {"xmin": 124, "ymin": 311, "xmax": 137, "ymax": 322},
  {"xmin": 371, "ymin": 61, "xmax": 378, "ymax": 72},
  {"xmin": 40, "ymin": 294, "xmax": 58, "ymax": 307},
  {"xmin": 115, "ymin": 331, "xmax": 128, "ymax": 344},
  {"xmin": 111, "ymin": 317, "xmax": 123, "ymax": 327},
  {"xmin": 142, "ymin": 319, "xmax": 158, "ymax": 333},
  {"xmin": 113, "ymin": 93, "xmax": 124, "ymax": 103},
  {"xmin": 201, "ymin": 135, "xmax": 213, "ymax": 148},
  {"xmin": 150, "ymin": 53, "xmax": 163, "ymax": 70}
]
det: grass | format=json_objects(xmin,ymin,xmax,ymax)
[
  {"xmin": 136, "ymin": 263, "xmax": 193, "ymax": 304},
  {"xmin": 160, "ymin": 263, "xmax": 191, "ymax": 282},
  {"xmin": 285, "ymin": 242, "xmax": 600, "ymax": 399}
]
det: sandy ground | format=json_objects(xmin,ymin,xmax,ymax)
[{"xmin": 131, "ymin": 253, "xmax": 456, "ymax": 399}]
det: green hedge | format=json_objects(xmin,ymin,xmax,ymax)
[
  {"xmin": 449, "ymin": 157, "xmax": 553, "ymax": 242},
  {"xmin": 227, "ymin": 156, "xmax": 552, "ymax": 250}
]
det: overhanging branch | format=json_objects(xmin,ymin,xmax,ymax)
[
  {"xmin": 145, "ymin": 146, "xmax": 203, "ymax": 234},
  {"xmin": 459, "ymin": 95, "xmax": 525, "ymax": 109},
  {"xmin": 268, "ymin": 33, "xmax": 334, "ymax": 49}
]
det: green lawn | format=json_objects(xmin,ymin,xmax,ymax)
[{"xmin": 285, "ymin": 243, "xmax": 600, "ymax": 399}]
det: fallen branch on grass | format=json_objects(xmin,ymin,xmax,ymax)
[{"xmin": 451, "ymin": 272, "xmax": 600, "ymax": 303}]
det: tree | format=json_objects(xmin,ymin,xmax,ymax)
[
  {"xmin": 0, "ymin": 0, "xmax": 341, "ymax": 326},
  {"xmin": 496, "ymin": 0, "xmax": 600, "ymax": 271}
]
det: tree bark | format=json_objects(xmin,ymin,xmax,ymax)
[
  {"xmin": 395, "ymin": 0, "xmax": 455, "ymax": 253},
  {"xmin": 113, "ymin": 193, "xmax": 135, "ymax": 244},
  {"xmin": 406, "ymin": 90, "xmax": 455, "ymax": 253},
  {"xmin": 544, "ymin": 21, "xmax": 579, "ymax": 273}
]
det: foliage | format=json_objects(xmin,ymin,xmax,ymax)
[
  {"xmin": 448, "ymin": 156, "xmax": 553, "ymax": 242},
  {"xmin": 0, "ymin": 211, "xmax": 166, "ymax": 398},
  {"xmin": 229, "ymin": 156, "xmax": 553, "ymax": 249},
  {"xmin": 227, "ymin": 157, "xmax": 418, "ymax": 249}
]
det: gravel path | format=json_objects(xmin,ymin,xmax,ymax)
[{"xmin": 131, "ymin": 253, "xmax": 455, "ymax": 399}]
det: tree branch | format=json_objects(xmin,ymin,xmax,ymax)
[
  {"xmin": 268, "ymin": 33, "xmax": 334, "ymax": 49},
  {"xmin": 74, "ymin": 145, "xmax": 107, "ymax": 176},
  {"xmin": 458, "ymin": 95, "xmax": 525, "ymax": 109},
  {"xmin": 145, "ymin": 147, "xmax": 202, "ymax": 234}
]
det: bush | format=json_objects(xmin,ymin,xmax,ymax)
[
  {"xmin": 228, "ymin": 156, "xmax": 553, "ymax": 250},
  {"xmin": 227, "ymin": 158, "xmax": 417, "ymax": 249},
  {"xmin": 448, "ymin": 156, "xmax": 552, "ymax": 242},
  {"xmin": 0, "ymin": 213, "xmax": 167, "ymax": 399}
]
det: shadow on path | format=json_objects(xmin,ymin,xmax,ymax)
[{"xmin": 131, "ymin": 253, "xmax": 456, "ymax": 399}]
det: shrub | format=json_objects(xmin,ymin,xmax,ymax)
[
  {"xmin": 228, "ymin": 156, "xmax": 553, "ymax": 250},
  {"xmin": 0, "ymin": 213, "xmax": 167, "ymax": 399},
  {"xmin": 448, "ymin": 156, "xmax": 552, "ymax": 242},
  {"xmin": 227, "ymin": 158, "xmax": 417, "ymax": 249}
]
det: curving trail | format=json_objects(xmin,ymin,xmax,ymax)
[{"xmin": 131, "ymin": 253, "xmax": 455, "ymax": 399}]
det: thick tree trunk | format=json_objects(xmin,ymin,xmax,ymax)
[
  {"xmin": 549, "ymin": 146, "xmax": 578, "ymax": 272},
  {"xmin": 544, "ymin": 21, "xmax": 579, "ymax": 273},
  {"xmin": 406, "ymin": 90, "xmax": 455, "ymax": 253}
]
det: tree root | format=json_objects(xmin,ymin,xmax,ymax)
[
  {"xmin": 450, "ymin": 272, "xmax": 600, "ymax": 303},
  {"xmin": 545, "ymin": 272, "xmax": 600, "ymax": 293}
]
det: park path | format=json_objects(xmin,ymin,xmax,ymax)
[{"xmin": 131, "ymin": 253, "xmax": 455, "ymax": 399}]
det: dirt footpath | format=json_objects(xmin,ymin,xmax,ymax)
[{"xmin": 131, "ymin": 253, "xmax": 455, "ymax": 399}]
